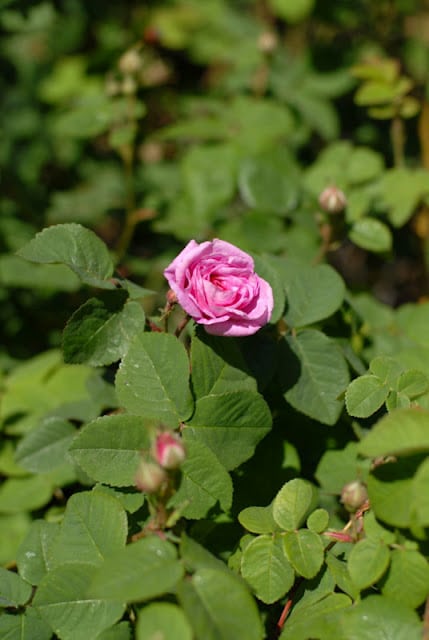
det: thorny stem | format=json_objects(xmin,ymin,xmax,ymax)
[
  {"xmin": 391, "ymin": 114, "xmax": 405, "ymax": 168},
  {"xmin": 116, "ymin": 145, "xmax": 136, "ymax": 262},
  {"xmin": 175, "ymin": 314, "xmax": 191, "ymax": 338}
]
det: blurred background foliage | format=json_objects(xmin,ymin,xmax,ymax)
[{"xmin": 3, "ymin": 0, "xmax": 429, "ymax": 364}]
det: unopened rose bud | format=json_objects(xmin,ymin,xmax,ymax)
[
  {"xmin": 121, "ymin": 76, "xmax": 137, "ymax": 95},
  {"xmin": 341, "ymin": 480, "xmax": 368, "ymax": 512},
  {"xmin": 153, "ymin": 432, "xmax": 186, "ymax": 470},
  {"xmin": 319, "ymin": 185, "xmax": 347, "ymax": 214},
  {"xmin": 139, "ymin": 141, "xmax": 165, "ymax": 164},
  {"xmin": 166, "ymin": 289, "xmax": 178, "ymax": 306},
  {"xmin": 119, "ymin": 49, "xmax": 142, "ymax": 75},
  {"xmin": 135, "ymin": 460, "xmax": 167, "ymax": 493},
  {"xmin": 141, "ymin": 60, "xmax": 171, "ymax": 87},
  {"xmin": 257, "ymin": 31, "xmax": 278, "ymax": 54}
]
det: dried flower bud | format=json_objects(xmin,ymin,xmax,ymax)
[
  {"xmin": 119, "ymin": 49, "xmax": 142, "ymax": 75},
  {"xmin": 319, "ymin": 185, "xmax": 347, "ymax": 214},
  {"xmin": 257, "ymin": 31, "xmax": 278, "ymax": 54},
  {"xmin": 135, "ymin": 460, "xmax": 167, "ymax": 493},
  {"xmin": 341, "ymin": 480, "xmax": 368, "ymax": 512},
  {"xmin": 141, "ymin": 60, "xmax": 171, "ymax": 87},
  {"xmin": 139, "ymin": 141, "xmax": 165, "ymax": 164},
  {"xmin": 153, "ymin": 432, "xmax": 186, "ymax": 470}
]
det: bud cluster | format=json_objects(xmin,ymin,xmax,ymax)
[{"xmin": 135, "ymin": 430, "xmax": 186, "ymax": 495}]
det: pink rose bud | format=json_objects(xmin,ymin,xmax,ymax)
[
  {"xmin": 135, "ymin": 460, "xmax": 167, "ymax": 494},
  {"xmin": 166, "ymin": 289, "xmax": 178, "ymax": 306},
  {"xmin": 319, "ymin": 185, "xmax": 347, "ymax": 214},
  {"xmin": 340, "ymin": 480, "xmax": 368, "ymax": 512},
  {"xmin": 164, "ymin": 239, "xmax": 273, "ymax": 337},
  {"xmin": 153, "ymin": 432, "xmax": 186, "ymax": 470}
]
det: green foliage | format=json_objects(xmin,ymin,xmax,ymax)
[{"xmin": 2, "ymin": 1, "xmax": 429, "ymax": 637}]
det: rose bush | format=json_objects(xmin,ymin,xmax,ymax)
[{"xmin": 164, "ymin": 239, "xmax": 273, "ymax": 336}]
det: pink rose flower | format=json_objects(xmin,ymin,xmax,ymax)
[{"xmin": 164, "ymin": 239, "xmax": 273, "ymax": 337}]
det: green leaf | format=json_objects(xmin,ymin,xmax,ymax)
[
  {"xmin": 180, "ymin": 534, "xmax": 231, "ymax": 575},
  {"xmin": 63, "ymin": 294, "xmax": 145, "ymax": 366},
  {"xmin": 349, "ymin": 218, "xmax": 392, "ymax": 253},
  {"xmin": 33, "ymin": 563, "xmax": 125, "ymax": 640},
  {"xmin": 16, "ymin": 520, "xmax": 60, "ymax": 585},
  {"xmin": 0, "ymin": 514, "xmax": 31, "ymax": 567},
  {"xmin": 366, "ymin": 456, "xmax": 420, "ymax": 528},
  {"xmin": 169, "ymin": 437, "xmax": 233, "ymax": 519},
  {"xmin": 362, "ymin": 511, "xmax": 396, "ymax": 545},
  {"xmin": 284, "ymin": 264, "xmax": 345, "ymax": 327},
  {"xmin": 345, "ymin": 147, "xmax": 385, "ymax": 185},
  {"xmin": 339, "ymin": 595, "xmax": 422, "ymax": 640},
  {"xmin": 283, "ymin": 529, "xmax": 324, "ymax": 579},
  {"xmin": 0, "ymin": 609, "xmax": 52, "ymax": 640},
  {"xmin": 92, "ymin": 485, "xmax": 144, "ymax": 514},
  {"xmin": 307, "ymin": 508, "xmax": 329, "ymax": 533},
  {"xmin": 238, "ymin": 153, "xmax": 299, "ymax": 215},
  {"xmin": 136, "ymin": 603, "xmax": 193, "ymax": 640},
  {"xmin": 355, "ymin": 80, "xmax": 397, "ymax": 105},
  {"xmin": 238, "ymin": 504, "xmax": 278, "ymax": 534},
  {"xmin": 272, "ymin": 478, "xmax": 317, "ymax": 530},
  {"xmin": 412, "ymin": 456, "xmax": 429, "ymax": 527},
  {"xmin": 280, "ymin": 593, "xmax": 351, "ymax": 639},
  {"xmin": 241, "ymin": 534, "xmax": 294, "ymax": 603},
  {"xmin": 381, "ymin": 549, "xmax": 429, "ymax": 608},
  {"xmin": 177, "ymin": 567, "xmax": 264, "ymax": 640},
  {"xmin": 369, "ymin": 355, "xmax": 404, "ymax": 384},
  {"xmin": 0, "ymin": 255, "xmax": 80, "ymax": 291},
  {"xmin": 326, "ymin": 553, "xmax": 359, "ymax": 600},
  {"xmin": 15, "ymin": 417, "xmax": 76, "ymax": 473},
  {"xmin": 0, "ymin": 476, "xmax": 54, "ymax": 514},
  {"xmin": 68, "ymin": 414, "xmax": 151, "ymax": 487},
  {"xmin": 348, "ymin": 538, "xmax": 390, "ymax": 590},
  {"xmin": 182, "ymin": 143, "xmax": 237, "ymax": 216},
  {"xmin": 253, "ymin": 254, "xmax": 287, "ymax": 324},
  {"xmin": 96, "ymin": 622, "xmax": 131, "ymax": 640},
  {"xmin": 0, "ymin": 566, "xmax": 32, "ymax": 607},
  {"xmin": 268, "ymin": 0, "xmax": 315, "ymax": 23},
  {"xmin": 316, "ymin": 443, "xmax": 368, "ymax": 494},
  {"xmin": 395, "ymin": 301, "xmax": 429, "ymax": 349},
  {"xmin": 380, "ymin": 168, "xmax": 429, "ymax": 227},
  {"xmin": 345, "ymin": 375, "xmax": 389, "ymax": 418},
  {"xmin": 358, "ymin": 408, "xmax": 429, "ymax": 457},
  {"xmin": 190, "ymin": 328, "xmax": 256, "ymax": 398},
  {"xmin": 386, "ymin": 390, "xmax": 411, "ymax": 411},
  {"xmin": 185, "ymin": 390, "xmax": 271, "ymax": 470},
  {"xmin": 17, "ymin": 223, "xmax": 115, "ymax": 288},
  {"xmin": 89, "ymin": 536, "xmax": 184, "ymax": 603},
  {"xmin": 282, "ymin": 330, "xmax": 350, "ymax": 425},
  {"xmin": 116, "ymin": 332, "xmax": 193, "ymax": 427},
  {"xmin": 48, "ymin": 490, "xmax": 127, "ymax": 568},
  {"xmin": 396, "ymin": 370, "xmax": 429, "ymax": 397}
]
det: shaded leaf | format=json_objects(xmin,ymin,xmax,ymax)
[
  {"xmin": 63, "ymin": 294, "xmax": 145, "ymax": 366},
  {"xmin": 69, "ymin": 414, "xmax": 151, "ymax": 487},
  {"xmin": 177, "ymin": 567, "xmax": 264, "ymax": 640}
]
